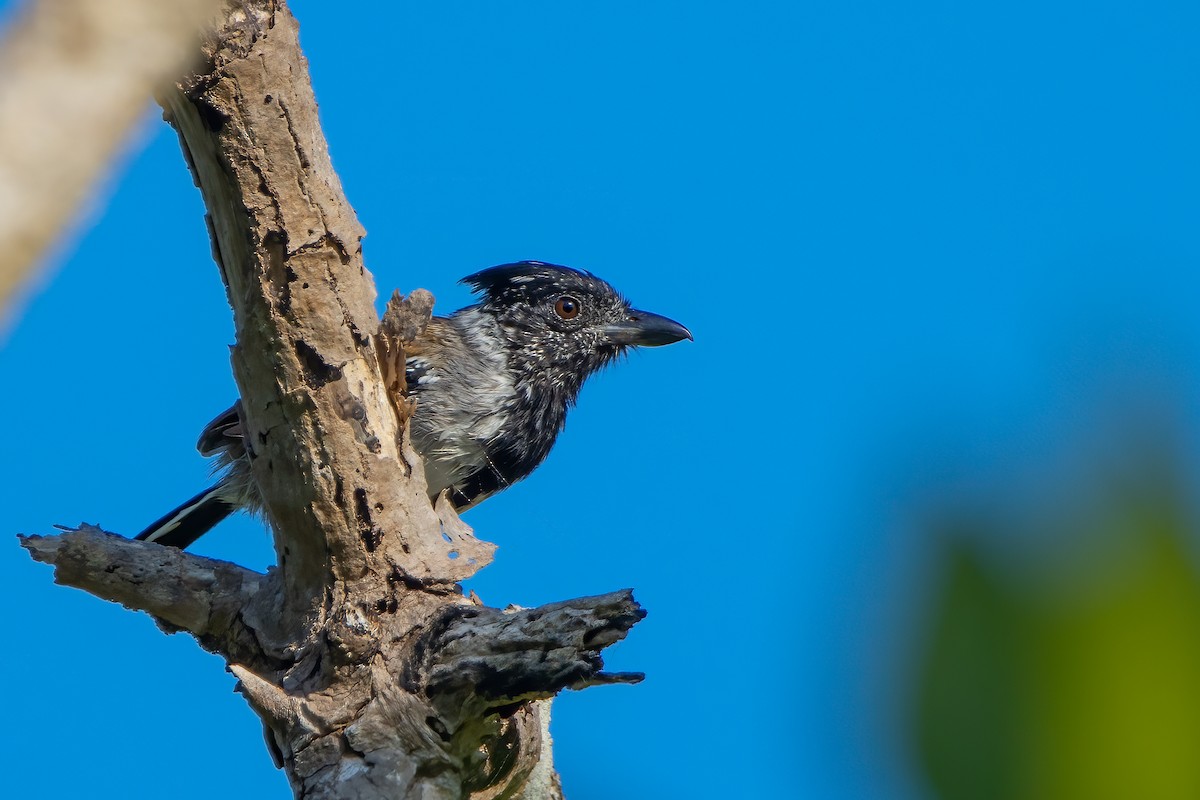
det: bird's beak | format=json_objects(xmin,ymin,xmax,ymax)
[{"xmin": 604, "ymin": 310, "xmax": 693, "ymax": 347}]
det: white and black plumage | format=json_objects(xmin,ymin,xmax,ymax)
[{"xmin": 135, "ymin": 261, "xmax": 691, "ymax": 549}]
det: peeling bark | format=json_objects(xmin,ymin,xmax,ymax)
[{"xmin": 17, "ymin": 1, "xmax": 644, "ymax": 798}]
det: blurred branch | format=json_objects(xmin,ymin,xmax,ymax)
[{"xmin": 0, "ymin": 0, "xmax": 222, "ymax": 315}]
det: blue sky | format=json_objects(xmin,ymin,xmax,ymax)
[{"xmin": 4, "ymin": 1, "xmax": 1200, "ymax": 798}]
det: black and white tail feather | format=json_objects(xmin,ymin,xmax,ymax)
[
  {"xmin": 134, "ymin": 261, "xmax": 691, "ymax": 550},
  {"xmin": 134, "ymin": 484, "xmax": 238, "ymax": 549},
  {"xmin": 135, "ymin": 405, "xmax": 256, "ymax": 548}
]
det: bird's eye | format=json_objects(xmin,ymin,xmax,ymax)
[{"xmin": 554, "ymin": 296, "xmax": 580, "ymax": 320}]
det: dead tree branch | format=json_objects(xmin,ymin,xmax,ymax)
[
  {"xmin": 20, "ymin": 525, "xmax": 265, "ymax": 657},
  {"xmin": 17, "ymin": 1, "xmax": 644, "ymax": 798}
]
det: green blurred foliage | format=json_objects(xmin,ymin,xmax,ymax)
[{"xmin": 915, "ymin": 484, "xmax": 1200, "ymax": 800}]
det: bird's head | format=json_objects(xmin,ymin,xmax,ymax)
[{"xmin": 460, "ymin": 261, "xmax": 691, "ymax": 390}]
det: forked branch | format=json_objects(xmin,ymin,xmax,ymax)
[{"xmin": 19, "ymin": 2, "xmax": 644, "ymax": 797}]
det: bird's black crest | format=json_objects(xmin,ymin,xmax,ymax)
[
  {"xmin": 460, "ymin": 261, "xmax": 625, "ymax": 308},
  {"xmin": 461, "ymin": 261, "xmax": 594, "ymax": 292}
]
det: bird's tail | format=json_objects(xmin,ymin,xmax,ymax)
[{"xmin": 134, "ymin": 483, "xmax": 236, "ymax": 549}]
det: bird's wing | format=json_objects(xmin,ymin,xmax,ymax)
[{"xmin": 196, "ymin": 403, "xmax": 244, "ymax": 457}]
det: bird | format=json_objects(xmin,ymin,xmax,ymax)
[{"xmin": 134, "ymin": 261, "xmax": 692, "ymax": 549}]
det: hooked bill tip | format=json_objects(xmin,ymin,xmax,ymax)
[{"xmin": 605, "ymin": 310, "xmax": 692, "ymax": 347}]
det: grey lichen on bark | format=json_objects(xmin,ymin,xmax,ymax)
[{"xmin": 17, "ymin": 1, "xmax": 645, "ymax": 798}]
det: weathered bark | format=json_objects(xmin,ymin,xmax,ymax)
[{"xmin": 18, "ymin": 1, "xmax": 645, "ymax": 798}]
